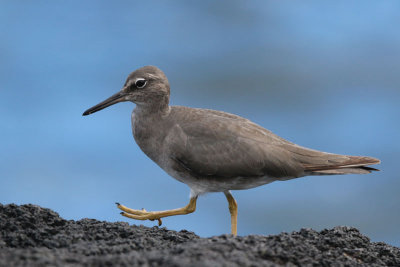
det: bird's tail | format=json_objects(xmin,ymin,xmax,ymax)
[{"xmin": 303, "ymin": 155, "xmax": 380, "ymax": 175}]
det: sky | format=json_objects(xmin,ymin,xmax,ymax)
[{"xmin": 1, "ymin": 1, "xmax": 399, "ymax": 247}]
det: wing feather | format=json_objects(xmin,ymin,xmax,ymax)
[
  {"xmin": 165, "ymin": 108, "xmax": 304, "ymax": 179},
  {"xmin": 164, "ymin": 107, "xmax": 380, "ymax": 180}
]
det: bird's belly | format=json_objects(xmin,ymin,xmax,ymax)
[
  {"xmin": 192, "ymin": 176, "xmax": 277, "ymax": 194},
  {"xmin": 161, "ymin": 165, "xmax": 277, "ymax": 195}
]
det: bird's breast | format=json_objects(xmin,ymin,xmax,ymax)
[{"xmin": 131, "ymin": 110, "xmax": 167, "ymax": 165}]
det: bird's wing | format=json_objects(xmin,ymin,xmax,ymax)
[
  {"xmin": 165, "ymin": 107, "xmax": 380, "ymax": 179},
  {"xmin": 164, "ymin": 109, "xmax": 304, "ymax": 179}
]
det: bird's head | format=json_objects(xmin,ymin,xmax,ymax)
[{"xmin": 83, "ymin": 66, "xmax": 170, "ymax": 116}]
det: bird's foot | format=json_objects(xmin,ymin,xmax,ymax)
[
  {"xmin": 116, "ymin": 203, "xmax": 163, "ymax": 226},
  {"xmin": 116, "ymin": 197, "xmax": 198, "ymax": 227}
]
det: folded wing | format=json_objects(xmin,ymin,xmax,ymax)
[{"xmin": 165, "ymin": 108, "xmax": 380, "ymax": 180}]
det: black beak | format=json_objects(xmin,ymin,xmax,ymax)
[{"xmin": 82, "ymin": 91, "xmax": 128, "ymax": 116}]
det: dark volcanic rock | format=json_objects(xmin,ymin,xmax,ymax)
[{"xmin": 0, "ymin": 203, "xmax": 399, "ymax": 266}]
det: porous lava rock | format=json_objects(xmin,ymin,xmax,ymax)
[{"xmin": 0, "ymin": 203, "xmax": 399, "ymax": 266}]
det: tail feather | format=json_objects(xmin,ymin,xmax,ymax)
[
  {"xmin": 281, "ymin": 142, "xmax": 380, "ymax": 176},
  {"xmin": 303, "ymin": 156, "xmax": 380, "ymax": 175},
  {"xmin": 307, "ymin": 166, "xmax": 378, "ymax": 175}
]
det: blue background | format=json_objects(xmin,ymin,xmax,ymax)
[{"xmin": 1, "ymin": 1, "xmax": 399, "ymax": 246}]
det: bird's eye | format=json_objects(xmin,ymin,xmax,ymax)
[{"xmin": 135, "ymin": 78, "xmax": 147, "ymax": 88}]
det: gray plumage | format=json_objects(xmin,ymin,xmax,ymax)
[{"xmin": 83, "ymin": 66, "xmax": 380, "ymax": 197}]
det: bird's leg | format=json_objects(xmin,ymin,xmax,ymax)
[
  {"xmin": 224, "ymin": 191, "xmax": 238, "ymax": 236},
  {"xmin": 116, "ymin": 196, "xmax": 198, "ymax": 226}
]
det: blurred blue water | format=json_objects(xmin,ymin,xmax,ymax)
[{"xmin": 1, "ymin": 1, "xmax": 399, "ymax": 246}]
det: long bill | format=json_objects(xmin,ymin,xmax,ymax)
[{"xmin": 82, "ymin": 91, "xmax": 128, "ymax": 116}]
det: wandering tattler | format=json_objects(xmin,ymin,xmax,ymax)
[{"xmin": 83, "ymin": 66, "xmax": 380, "ymax": 236}]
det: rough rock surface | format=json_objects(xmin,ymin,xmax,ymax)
[{"xmin": 0, "ymin": 203, "xmax": 399, "ymax": 266}]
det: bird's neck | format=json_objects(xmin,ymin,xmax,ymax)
[
  {"xmin": 133, "ymin": 93, "xmax": 170, "ymax": 116},
  {"xmin": 134, "ymin": 102, "xmax": 170, "ymax": 117}
]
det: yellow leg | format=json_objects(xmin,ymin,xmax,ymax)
[
  {"xmin": 116, "ymin": 197, "xmax": 198, "ymax": 226},
  {"xmin": 224, "ymin": 191, "xmax": 238, "ymax": 236}
]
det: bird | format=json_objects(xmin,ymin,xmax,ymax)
[{"xmin": 83, "ymin": 66, "xmax": 380, "ymax": 236}]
